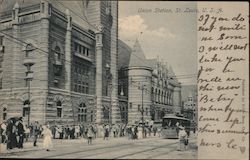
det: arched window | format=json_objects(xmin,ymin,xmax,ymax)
[
  {"xmin": 3, "ymin": 107, "xmax": 7, "ymax": 120},
  {"xmin": 56, "ymin": 101, "xmax": 62, "ymax": 118},
  {"xmin": 54, "ymin": 46, "xmax": 61, "ymax": 61},
  {"xmin": 78, "ymin": 103, "xmax": 87, "ymax": 122}
]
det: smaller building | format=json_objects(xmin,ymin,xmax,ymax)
[
  {"xmin": 118, "ymin": 39, "xmax": 182, "ymax": 125},
  {"xmin": 182, "ymin": 92, "xmax": 197, "ymax": 124}
]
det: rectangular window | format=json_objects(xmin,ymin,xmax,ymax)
[
  {"xmin": 86, "ymin": 49, "xmax": 89, "ymax": 56},
  {"xmin": 79, "ymin": 45, "xmax": 81, "ymax": 53},
  {"xmin": 48, "ymin": 4, "xmax": 52, "ymax": 15},
  {"xmin": 0, "ymin": 78, "xmax": 2, "ymax": 89},
  {"xmin": 86, "ymin": 86, "xmax": 89, "ymax": 94},
  {"xmin": 74, "ymin": 43, "xmax": 78, "ymax": 52},
  {"xmin": 57, "ymin": 108, "xmax": 62, "ymax": 117},
  {"xmin": 74, "ymin": 84, "xmax": 77, "ymax": 92},
  {"xmin": 81, "ymin": 86, "xmax": 84, "ymax": 93},
  {"xmin": 83, "ymin": 115, "xmax": 86, "ymax": 122},
  {"xmin": 82, "ymin": 46, "xmax": 85, "ymax": 55},
  {"xmin": 129, "ymin": 103, "xmax": 132, "ymax": 109},
  {"xmin": 90, "ymin": 111, "xmax": 93, "ymax": 122},
  {"xmin": 41, "ymin": 3, "xmax": 45, "ymax": 13},
  {"xmin": 78, "ymin": 85, "xmax": 81, "ymax": 92},
  {"xmin": 0, "ymin": 36, "xmax": 3, "ymax": 45}
]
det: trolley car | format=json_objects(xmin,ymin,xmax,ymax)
[{"xmin": 161, "ymin": 114, "xmax": 191, "ymax": 139}]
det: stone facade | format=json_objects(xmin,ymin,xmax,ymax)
[
  {"xmin": 0, "ymin": 0, "xmax": 119, "ymax": 125},
  {"xmin": 118, "ymin": 40, "xmax": 182, "ymax": 125}
]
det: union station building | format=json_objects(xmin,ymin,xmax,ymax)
[{"xmin": 0, "ymin": 0, "xmax": 181, "ymax": 125}]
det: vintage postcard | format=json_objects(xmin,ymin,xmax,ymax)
[{"xmin": 0, "ymin": 1, "xmax": 249, "ymax": 159}]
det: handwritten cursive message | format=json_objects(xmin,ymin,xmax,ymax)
[{"xmin": 197, "ymin": 2, "xmax": 249, "ymax": 159}]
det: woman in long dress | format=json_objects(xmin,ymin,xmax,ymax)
[
  {"xmin": 42, "ymin": 125, "xmax": 53, "ymax": 151},
  {"xmin": 137, "ymin": 125, "xmax": 143, "ymax": 139}
]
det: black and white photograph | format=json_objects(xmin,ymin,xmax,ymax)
[{"xmin": 0, "ymin": 1, "xmax": 248, "ymax": 159}]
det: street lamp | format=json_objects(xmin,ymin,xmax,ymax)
[{"xmin": 23, "ymin": 44, "xmax": 35, "ymax": 126}]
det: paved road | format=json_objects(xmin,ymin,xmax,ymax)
[{"xmin": 1, "ymin": 135, "xmax": 197, "ymax": 159}]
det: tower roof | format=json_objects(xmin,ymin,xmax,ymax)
[{"xmin": 128, "ymin": 39, "xmax": 148, "ymax": 67}]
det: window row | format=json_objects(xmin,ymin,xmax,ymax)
[
  {"xmin": 73, "ymin": 83, "xmax": 89, "ymax": 94},
  {"xmin": 151, "ymin": 88, "xmax": 173, "ymax": 105},
  {"xmin": 74, "ymin": 42, "xmax": 90, "ymax": 57}
]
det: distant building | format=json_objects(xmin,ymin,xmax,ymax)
[
  {"xmin": 118, "ymin": 39, "xmax": 182, "ymax": 124},
  {"xmin": 182, "ymin": 92, "xmax": 197, "ymax": 123}
]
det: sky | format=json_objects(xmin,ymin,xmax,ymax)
[{"xmin": 118, "ymin": 1, "xmax": 197, "ymax": 85}]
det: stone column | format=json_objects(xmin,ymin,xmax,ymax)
[
  {"xmin": 40, "ymin": 0, "xmax": 50, "ymax": 123},
  {"xmin": 95, "ymin": 25, "xmax": 104, "ymax": 124},
  {"xmin": 110, "ymin": 1, "xmax": 120, "ymax": 124},
  {"xmin": 12, "ymin": 2, "xmax": 20, "ymax": 88},
  {"xmin": 65, "ymin": 9, "xmax": 72, "ymax": 91}
]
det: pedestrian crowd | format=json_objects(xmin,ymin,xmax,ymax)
[
  {"xmin": 1, "ymin": 118, "xmax": 163, "ymax": 152},
  {"xmin": 0, "ymin": 117, "xmax": 51, "ymax": 151}
]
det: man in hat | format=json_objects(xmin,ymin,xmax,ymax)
[
  {"xmin": 16, "ymin": 117, "xmax": 25, "ymax": 148},
  {"xmin": 33, "ymin": 121, "xmax": 40, "ymax": 146},
  {"xmin": 6, "ymin": 119, "xmax": 17, "ymax": 149}
]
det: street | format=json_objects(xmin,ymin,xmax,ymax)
[{"xmin": 0, "ymin": 134, "xmax": 197, "ymax": 159}]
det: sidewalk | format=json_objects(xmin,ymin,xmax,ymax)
[
  {"xmin": 0, "ymin": 135, "xmax": 160, "ymax": 155},
  {"xmin": 0, "ymin": 141, "xmax": 44, "ymax": 155}
]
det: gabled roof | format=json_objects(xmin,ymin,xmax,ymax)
[{"xmin": 118, "ymin": 40, "xmax": 132, "ymax": 69}]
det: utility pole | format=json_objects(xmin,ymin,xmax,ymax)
[
  {"xmin": 140, "ymin": 83, "xmax": 146, "ymax": 138},
  {"xmin": 23, "ymin": 44, "xmax": 35, "ymax": 126}
]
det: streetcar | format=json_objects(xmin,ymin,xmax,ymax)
[{"xmin": 161, "ymin": 114, "xmax": 191, "ymax": 139}]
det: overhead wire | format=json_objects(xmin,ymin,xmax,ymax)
[{"xmin": 0, "ymin": 1, "xmax": 198, "ymax": 90}]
